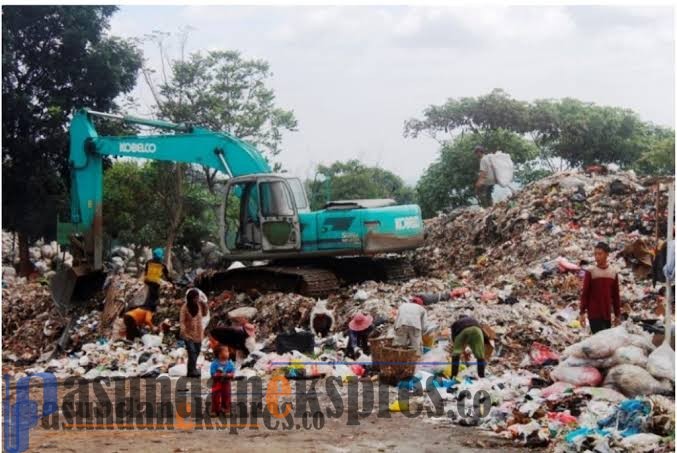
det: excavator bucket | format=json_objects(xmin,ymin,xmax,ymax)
[{"xmin": 50, "ymin": 266, "xmax": 106, "ymax": 313}]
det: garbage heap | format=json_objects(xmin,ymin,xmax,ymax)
[
  {"xmin": 414, "ymin": 171, "xmax": 667, "ymax": 297},
  {"xmin": 430, "ymin": 322, "xmax": 674, "ymax": 451}
]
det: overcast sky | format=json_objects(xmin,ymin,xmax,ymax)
[{"xmin": 109, "ymin": 6, "xmax": 674, "ymax": 185}]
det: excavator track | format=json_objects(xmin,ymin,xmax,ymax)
[{"xmin": 195, "ymin": 265, "xmax": 340, "ymax": 298}]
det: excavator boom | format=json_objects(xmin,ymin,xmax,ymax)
[{"xmin": 53, "ymin": 109, "xmax": 423, "ymax": 307}]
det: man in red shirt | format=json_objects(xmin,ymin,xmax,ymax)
[{"xmin": 579, "ymin": 242, "xmax": 622, "ymax": 334}]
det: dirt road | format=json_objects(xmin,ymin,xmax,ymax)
[{"xmin": 4, "ymin": 376, "xmax": 521, "ymax": 453}]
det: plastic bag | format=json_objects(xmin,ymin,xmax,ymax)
[
  {"xmin": 646, "ymin": 343, "xmax": 675, "ymax": 382},
  {"xmin": 529, "ymin": 342, "xmax": 560, "ymax": 365},
  {"xmin": 541, "ymin": 382, "xmax": 574, "ymax": 400},
  {"xmin": 169, "ymin": 364, "xmax": 187, "ymax": 377},
  {"xmin": 562, "ymin": 325, "xmax": 631, "ymax": 359},
  {"xmin": 598, "ymin": 399, "xmax": 651, "ymax": 437},
  {"xmin": 415, "ymin": 347, "xmax": 448, "ymax": 374},
  {"xmin": 574, "ymin": 386, "xmax": 626, "ymax": 403},
  {"xmin": 620, "ymin": 433, "xmax": 663, "ymax": 452},
  {"xmin": 488, "ymin": 151, "xmax": 514, "ymax": 187},
  {"xmin": 141, "ymin": 334, "xmax": 162, "ymax": 348},
  {"xmin": 551, "ymin": 364, "xmax": 602, "ymax": 386},
  {"xmin": 603, "ymin": 364, "xmax": 673, "ymax": 397}
]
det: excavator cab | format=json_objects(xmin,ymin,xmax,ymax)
[{"xmin": 224, "ymin": 175, "xmax": 302, "ymax": 254}]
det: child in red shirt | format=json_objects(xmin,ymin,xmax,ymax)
[{"xmin": 579, "ymin": 242, "xmax": 622, "ymax": 334}]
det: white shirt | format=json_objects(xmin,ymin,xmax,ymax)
[
  {"xmin": 395, "ymin": 302, "xmax": 428, "ymax": 331},
  {"xmin": 479, "ymin": 154, "xmax": 496, "ymax": 185}
]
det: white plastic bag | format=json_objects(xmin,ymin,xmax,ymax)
[
  {"xmin": 488, "ymin": 151, "xmax": 514, "ymax": 187},
  {"xmin": 620, "ymin": 433, "xmax": 663, "ymax": 452},
  {"xmin": 415, "ymin": 347, "xmax": 448, "ymax": 374},
  {"xmin": 141, "ymin": 334, "xmax": 162, "ymax": 348},
  {"xmin": 168, "ymin": 363, "xmax": 187, "ymax": 377},
  {"xmin": 551, "ymin": 364, "xmax": 602, "ymax": 386},
  {"xmin": 562, "ymin": 325, "xmax": 631, "ymax": 359},
  {"xmin": 603, "ymin": 364, "xmax": 673, "ymax": 397},
  {"xmin": 646, "ymin": 343, "xmax": 675, "ymax": 382}
]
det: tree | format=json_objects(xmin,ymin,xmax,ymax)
[
  {"xmin": 103, "ymin": 161, "xmax": 218, "ymax": 272},
  {"xmin": 407, "ymin": 90, "xmax": 672, "ymax": 215},
  {"xmin": 633, "ymin": 126, "xmax": 675, "ymax": 176},
  {"xmin": 140, "ymin": 31, "xmax": 297, "ymax": 258},
  {"xmin": 2, "ymin": 6, "xmax": 142, "ymax": 275},
  {"xmin": 305, "ymin": 160, "xmax": 415, "ymax": 211}
]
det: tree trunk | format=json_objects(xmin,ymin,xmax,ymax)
[
  {"xmin": 18, "ymin": 231, "xmax": 32, "ymax": 277},
  {"xmin": 218, "ymin": 196, "xmax": 227, "ymax": 252},
  {"xmin": 164, "ymin": 164, "xmax": 184, "ymax": 273}
]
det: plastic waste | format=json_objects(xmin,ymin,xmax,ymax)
[
  {"xmin": 551, "ymin": 364, "xmax": 602, "ymax": 386},
  {"xmin": 646, "ymin": 342, "xmax": 675, "ymax": 382},
  {"xmin": 353, "ymin": 290, "xmax": 369, "ymax": 301},
  {"xmin": 597, "ymin": 399, "xmax": 651, "ymax": 437},
  {"xmin": 415, "ymin": 347, "xmax": 448, "ymax": 375},
  {"xmin": 547, "ymin": 411, "xmax": 577, "ymax": 426},
  {"xmin": 389, "ymin": 400, "xmax": 409, "ymax": 412},
  {"xmin": 620, "ymin": 433, "xmax": 663, "ymax": 452},
  {"xmin": 574, "ymin": 386, "xmax": 626, "ymax": 403},
  {"xmin": 541, "ymin": 382, "xmax": 574, "ymax": 400},
  {"xmin": 141, "ymin": 334, "xmax": 162, "ymax": 348},
  {"xmin": 564, "ymin": 427, "xmax": 609, "ymax": 444},
  {"xmin": 529, "ymin": 342, "xmax": 560, "ymax": 365},
  {"xmin": 603, "ymin": 364, "xmax": 673, "ymax": 397},
  {"xmin": 169, "ymin": 364, "xmax": 187, "ymax": 377},
  {"xmin": 562, "ymin": 325, "xmax": 631, "ymax": 359}
]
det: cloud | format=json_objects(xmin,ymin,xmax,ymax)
[{"xmin": 108, "ymin": 5, "xmax": 674, "ymax": 183}]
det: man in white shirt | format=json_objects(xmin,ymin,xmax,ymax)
[
  {"xmin": 393, "ymin": 297, "xmax": 428, "ymax": 353},
  {"xmin": 473, "ymin": 145, "xmax": 495, "ymax": 207}
]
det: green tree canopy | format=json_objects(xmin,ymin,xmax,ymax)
[
  {"xmin": 306, "ymin": 160, "xmax": 415, "ymax": 211},
  {"xmin": 2, "ymin": 5, "xmax": 142, "ymax": 274},
  {"xmin": 415, "ymin": 130, "xmax": 538, "ymax": 217},
  {"xmin": 140, "ymin": 33, "xmax": 298, "ymax": 258},
  {"xmin": 407, "ymin": 89, "xmax": 674, "ymax": 216}
]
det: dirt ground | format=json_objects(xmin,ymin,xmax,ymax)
[{"xmin": 4, "ymin": 377, "xmax": 522, "ymax": 453}]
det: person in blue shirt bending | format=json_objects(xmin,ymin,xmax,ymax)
[{"xmin": 210, "ymin": 345, "xmax": 235, "ymax": 416}]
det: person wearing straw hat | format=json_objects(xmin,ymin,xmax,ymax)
[
  {"xmin": 393, "ymin": 297, "xmax": 428, "ymax": 353},
  {"xmin": 347, "ymin": 312, "xmax": 374, "ymax": 358}
]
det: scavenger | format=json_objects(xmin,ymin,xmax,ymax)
[
  {"xmin": 122, "ymin": 306, "xmax": 157, "ymax": 341},
  {"xmin": 142, "ymin": 247, "xmax": 171, "ymax": 311},
  {"xmin": 449, "ymin": 314, "xmax": 488, "ymax": 379},
  {"xmin": 393, "ymin": 297, "xmax": 428, "ymax": 352},
  {"xmin": 579, "ymin": 242, "xmax": 622, "ymax": 334},
  {"xmin": 180, "ymin": 288, "xmax": 209, "ymax": 378},
  {"xmin": 346, "ymin": 312, "xmax": 374, "ymax": 358}
]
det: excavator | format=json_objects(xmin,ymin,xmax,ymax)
[{"xmin": 51, "ymin": 109, "xmax": 424, "ymax": 308}]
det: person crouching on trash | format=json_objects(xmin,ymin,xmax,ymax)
[
  {"xmin": 393, "ymin": 297, "xmax": 428, "ymax": 353},
  {"xmin": 346, "ymin": 312, "xmax": 374, "ymax": 359},
  {"xmin": 449, "ymin": 315, "xmax": 487, "ymax": 379},
  {"xmin": 210, "ymin": 345, "xmax": 235, "ymax": 416},
  {"xmin": 122, "ymin": 306, "xmax": 158, "ymax": 341}
]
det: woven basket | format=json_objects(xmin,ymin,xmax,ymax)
[
  {"xmin": 378, "ymin": 343, "xmax": 418, "ymax": 385},
  {"xmin": 368, "ymin": 337, "xmax": 393, "ymax": 372}
]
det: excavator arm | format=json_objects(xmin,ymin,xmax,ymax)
[{"xmin": 53, "ymin": 109, "xmax": 272, "ymax": 309}]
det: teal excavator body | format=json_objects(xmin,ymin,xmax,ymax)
[{"xmin": 52, "ymin": 109, "xmax": 423, "ymax": 306}]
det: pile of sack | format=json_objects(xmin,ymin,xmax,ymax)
[{"xmin": 552, "ymin": 322, "xmax": 674, "ymax": 398}]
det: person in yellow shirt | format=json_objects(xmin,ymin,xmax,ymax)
[
  {"xmin": 143, "ymin": 247, "xmax": 171, "ymax": 311},
  {"xmin": 122, "ymin": 307, "xmax": 157, "ymax": 341}
]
